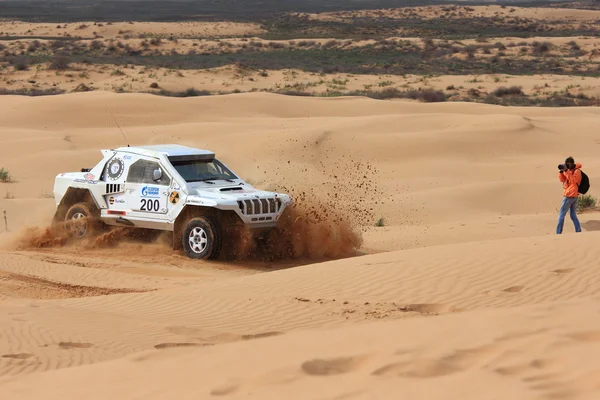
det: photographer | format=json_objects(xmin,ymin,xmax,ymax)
[{"xmin": 556, "ymin": 156, "xmax": 582, "ymax": 234}]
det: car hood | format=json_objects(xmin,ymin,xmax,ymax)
[{"xmin": 186, "ymin": 182, "xmax": 289, "ymax": 202}]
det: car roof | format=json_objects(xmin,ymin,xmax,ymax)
[{"xmin": 112, "ymin": 144, "xmax": 215, "ymax": 159}]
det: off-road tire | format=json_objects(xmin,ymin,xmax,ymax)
[
  {"xmin": 182, "ymin": 216, "xmax": 222, "ymax": 260},
  {"xmin": 64, "ymin": 202, "xmax": 101, "ymax": 239}
]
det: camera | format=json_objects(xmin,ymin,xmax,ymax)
[{"xmin": 558, "ymin": 164, "xmax": 566, "ymax": 171}]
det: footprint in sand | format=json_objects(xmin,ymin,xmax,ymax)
[
  {"xmin": 566, "ymin": 331, "xmax": 600, "ymax": 342},
  {"xmin": 494, "ymin": 358, "xmax": 557, "ymax": 377},
  {"xmin": 241, "ymin": 331, "xmax": 282, "ymax": 340},
  {"xmin": 154, "ymin": 342, "xmax": 212, "ymax": 349},
  {"xmin": 210, "ymin": 380, "xmax": 241, "ymax": 396},
  {"xmin": 503, "ymin": 286, "xmax": 525, "ymax": 293},
  {"xmin": 58, "ymin": 342, "xmax": 94, "ymax": 349},
  {"xmin": 301, "ymin": 356, "xmax": 366, "ymax": 376},
  {"xmin": 373, "ymin": 343, "xmax": 502, "ymax": 379},
  {"xmin": 372, "ymin": 359, "xmax": 459, "ymax": 378},
  {"xmin": 2, "ymin": 353, "xmax": 34, "ymax": 359},
  {"xmin": 552, "ymin": 268, "xmax": 575, "ymax": 274}
]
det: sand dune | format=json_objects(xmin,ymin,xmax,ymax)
[
  {"xmin": 306, "ymin": 4, "xmax": 600, "ymax": 22},
  {"xmin": 2, "ymin": 230, "xmax": 600, "ymax": 383},
  {"xmin": 1, "ymin": 91, "xmax": 600, "ymax": 397},
  {"xmin": 2, "ymin": 290, "xmax": 600, "ymax": 399},
  {"xmin": 1, "ymin": 92, "xmax": 599, "ymax": 229},
  {"xmin": 0, "ymin": 21, "xmax": 263, "ymax": 39}
]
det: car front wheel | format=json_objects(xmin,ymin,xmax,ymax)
[
  {"xmin": 64, "ymin": 202, "xmax": 101, "ymax": 239},
  {"xmin": 182, "ymin": 217, "xmax": 221, "ymax": 260}
]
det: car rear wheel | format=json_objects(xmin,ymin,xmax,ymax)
[
  {"xmin": 182, "ymin": 217, "xmax": 221, "ymax": 260},
  {"xmin": 64, "ymin": 202, "xmax": 100, "ymax": 239}
]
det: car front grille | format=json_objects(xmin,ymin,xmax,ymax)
[
  {"xmin": 106, "ymin": 184, "xmax": 122, "ymax": 194},
  {"xmin": 237, "ymin": 197, "xmax": 280, "ymax": 215}
]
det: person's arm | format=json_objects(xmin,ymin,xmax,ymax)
[{"xmin": 559, "ymin": 170, "xmax": 567, "ymax": 182}]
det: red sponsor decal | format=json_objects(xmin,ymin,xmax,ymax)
[{"xmin": 107, "ymin": 210, "xmax": 126, "ymax": 215}]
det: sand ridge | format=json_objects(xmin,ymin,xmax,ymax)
[
  {"xmin": 2, "ymin": 294, "xmax": 600, "ymax": 399},
  {"xmin": 304, "ymin": 5, "xmax": 600, "ymax": 22},
  {"xmin": 2, "ymin": 230, "xmax": 600, "ymax": 381},
  {"xmin": 0, "ymin": 21, "xmax": 264, "ymax": 39}
]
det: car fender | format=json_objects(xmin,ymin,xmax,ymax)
[{"xmin": 185, "ymin": 195, "xmax": 238, "ymax": 211}]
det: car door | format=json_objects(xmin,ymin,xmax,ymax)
[{"xmin": 124, "ymin": 158, "xmax": 171, "ymax": 219}]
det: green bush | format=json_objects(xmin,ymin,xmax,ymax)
[
  {"xmin": 578, "ymin": 194, "xmax": 597, "ymax": 212},
  {"xmin": 0, "ymin": 167, "xmax": 12, "ymax": 183}
]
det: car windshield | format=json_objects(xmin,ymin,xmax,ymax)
[{"xmin": 169, "ymin": 158, "xmax": 238, "ymax": 182}]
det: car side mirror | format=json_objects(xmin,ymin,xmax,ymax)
[{"xmin": 153, "ymin": 168, "xmax": 162, "ymax": 181}]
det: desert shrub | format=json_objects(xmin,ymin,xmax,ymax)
[
  {"xmin": 366, "ymin": 87, "xmax": 403, "ymax": 99},
  {"xmin": 276, "ymin": 90, "xmax": 312, "ymax": 96},
  {"xmin": 0, "ymin": 167, "xmax": 12, "ymax": 183},
  {"xmin": 89, "ymin": 40, "xmax": 104, "ymax": 51},
  {"xmin": 422, "ymin": 38, "xmax": 435, "ymax": 48},
  {"xmin": 578, "ymin": 194, "xmax": 597, "ymax": 212},
  {"xmin": 154, "ymin": 88, "xmax": 211, "ymax": 97},
  {"xmin": 49, "ymin": 55, "xmax": 71, "ymax": 70},
  {"xmin": 124, "ymin": 44, "xmax": 141, "ymax": 56},
  {"xmin": 567, "ymin": 40, "xmax": 581, "ymax": 51},
  {"xmin": 13, "ymin": 58, "xmax": 29, "ymax": 71},
  {"xmin": 364, "ymin": 88, "xmax": 446, "ymax": 102},
  {"xmin": 0, "ymin": 88, "xmax": 65, "ymax": 96},
  {"xmin": 492, "ymin": 86, "xmax": 523, "ymax": 97},
  {"xmin": 182, "ymin": 88, "xmax": 211, "ymax": 97},
  {"xmin": 532, "ymin": 41, "xmax": 553, "ymax": 55},
  {"xmin": 50, "ymin": 40, "xmax": 66, "ymax": 50},
  {"xmin": 414, "ymin": 89, "xmax": 447, "ymax": 102},
  {"xmin": 322, "ymin": 40, "xmax": 339, "ymax": 49},
  {"xmin": 27, "ymin": 40, "xmax": 41, "ymax": 52},
  {"xmin": 297, "ymin": 40, "xmax": 316, "ymax": 47}
]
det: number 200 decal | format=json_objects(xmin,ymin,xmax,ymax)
[{"xmin": 141, "ymin": 199, "xmax": 160, "ymax": 212}]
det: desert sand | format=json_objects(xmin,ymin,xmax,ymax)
[
  {"xmin": 305, "ymin": 4, "xmax": 600, "ymax": 22},
  {"xmin": 0, "ymin": 90, "xmax": 599, "ymax": 399},
  {"xmin": 0, "ymin": 20, "xmax": 263, "ymax": 39}
]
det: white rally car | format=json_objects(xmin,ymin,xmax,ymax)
[{"xmin": 52, "ymin": 144, "xmax": 292, "ymax": 260}]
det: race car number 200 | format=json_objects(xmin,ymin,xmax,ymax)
[
  {"xmin": 141, "ymin": 198, "xmax": 160, "ymax": 212},
  {"xmin": 139, "ymin": 186, "xmax": 165, "ymax": 213}
]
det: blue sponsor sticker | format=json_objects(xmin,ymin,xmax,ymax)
[{"xmin": 141, "ymin": 186, "xmax": 160, "ymax": 198}]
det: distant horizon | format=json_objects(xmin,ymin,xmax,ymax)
[{"xmin": 0, "ymin": 0, "xmax": 578, "ymax": 23}]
